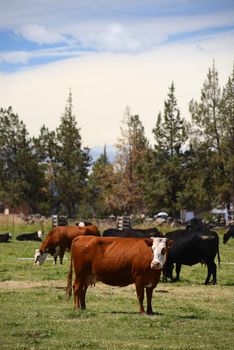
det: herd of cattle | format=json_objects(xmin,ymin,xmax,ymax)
[{"xmin": 0, "ymin": 222, "xmax": 233, "ymax": 314}]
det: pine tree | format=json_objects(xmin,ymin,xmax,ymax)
[
  {"xmin": 189, "ymin": 61, "xmax": 223, "ymax": 152},
  {"xmin": 33, "ymin": 125, "xmax": 59, "ymax": 213},
  {"xmin": 55, "ymin": 90, "xmax": 91, "ymax": 216},
  {"xmin": 87, "ymin": 145, "xmax": 116, "ymax": 217},
  {"xmin": 0, "ymin": 107, "xmax": 45, "ymax": 212},
  {"xmin": 34, "ymin": 91, "xmax": 91, "ymax": 216},
  {"xmin": 114, "ymin": 107, "xmax": 150, "ymax": 214},
  {"xmin": 189, "ymin": 62, "xmax": 226, "ymax": 207},
  {"xmin": 219, "ymin": 64, "xmax": 234, "ymax": 204},
  {"xmin": 151, "ymin": 83, "xmax": 188, "ymax": 215},
  {"xmin": 153, "ymin": 82, "xmax": 187, "ymax": 157}
]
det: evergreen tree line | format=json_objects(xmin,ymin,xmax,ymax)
[{"xmin": 0, "ymin": 63, "xmax": 233, "ymax": 218}]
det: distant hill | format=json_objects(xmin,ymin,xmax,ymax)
[{"xmin": 90, "ymin": 144, "xmax": 116, "ymax": 163}]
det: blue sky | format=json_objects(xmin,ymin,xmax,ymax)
[
  {"xmin": 1, "ymin": 0, "xmax": 234, "ymax": 72},
  {"xmin": 0, "ymin": 0, "xmax": 234, "ymax": 147}
]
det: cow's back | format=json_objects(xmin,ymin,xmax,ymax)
[
  {"xmin": 102, "ymin": 227, "xmax": 161, "ymax": 238},
  {"xmin": 45, "ymin": 225, "xmax": 100, "ymax": 242},
  {"xmin": 71, "ymin": 236, "xmax": 154, "ymax": 286},
  {"xmin": 77, "ymin": 225, "xmax": 100, "ymax": 237}
]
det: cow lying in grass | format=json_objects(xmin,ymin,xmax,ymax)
[
  {"xmin": 16, "ymin": 231, "xmax": 42, "ymax": 241},
  {"xmin": 0, "ymin": 233, "xmax": 12, "ymax": 243}
]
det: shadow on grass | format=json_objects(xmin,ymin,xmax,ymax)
[
  {"xmin": 222, "ymin": 282, "xmax": 234, "ymax": 286},
  {"xmin": 178, "ymin": 314, "xmax": 204, "ymax": 320},
  {"xmin": 101, "ymin": 310, "xmax": 164, "ymax": 316},
  {"xmin": 162, "ymin": 278, "xmax": 214, "ymax": 286}
]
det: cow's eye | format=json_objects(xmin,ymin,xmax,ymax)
[{"xmin": 161, "ymin": 247, "xmax": 166, "ymax": 255}]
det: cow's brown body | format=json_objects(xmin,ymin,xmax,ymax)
[
  {"xmin": 36, "ymin": 225, "xmax": 100, "ymax": 264},
  {"xmin": 67, "ymin": 236, "xmax": 172, "ymax": 314}
]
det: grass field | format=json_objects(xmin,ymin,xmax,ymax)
[{"xmin": 0, "ymin": 225, "xmax": 234, "ymax": 349}]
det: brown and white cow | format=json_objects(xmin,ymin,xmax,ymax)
[
  {"xmin": 35, "ymin": 225, "xmax": 100, "ymax": 265},
  {"xmin": 66, "ymin": 236, "xmax": 173, "ymax": 314}
]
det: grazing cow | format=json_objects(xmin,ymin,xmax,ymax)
[
  {"xmin": 0, "ymin": 233, "xmax": 12, "ymax": 243},
  {"xmin": 163, "ymin": 229, "xmax": 220, "ymax": 285},
  {"xmin": 16, "ymin": 231, "xmax": 43, "ymax": 241},
  {"xmin": 102, "ymin": 227, "xmax": 162, "ymax": 238},
  {"xmin": 35, "ymin": 225, "xmax": 100, "ymax": 265},
  {"xmin": 223, "ymin": 226, "xmax": 234, "ymax": 244},
  {"xmin": 66, "ymin": 236, "xmax": 173, "ymax": 314}
]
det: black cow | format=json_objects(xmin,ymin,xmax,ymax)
[
  {"xmin": 223, "ymin": 226, "xmax": 234, "ymax": 244},
  {"xmin": 163, "ymin": 229, "xmax": 220, "ymax": 285},
  {"xmin": 102, "ymin": 227, "xmax": 162, "ymax": 238},
  {"xmin": 0, "ymin": 233, "xmax": 12, "ymax": 243},
  {"xmin": 16, "ymin": 231, "xmax": 42, "ymax": 241},
  {"xmin": 186, "ymin": 218, "xmax": 206, "ymax": 230}
]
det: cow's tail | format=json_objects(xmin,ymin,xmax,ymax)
[
  {"xmin": 217, "ymin": 240, "xmax": 221, "ymax": 269},
  {"xmin": 66, "ymin": 253, "xmax": 73, "ymax": 300},
  {"xmin": 214, "ymin": 232, "xmax": 221, "ymax": 269}
]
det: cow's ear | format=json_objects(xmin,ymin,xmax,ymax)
[
  {"xmin": 166, "ymin": 239, "xmax": 174, "ymax": 248},
  {"xmin": 144, "ymin": 238, "xmax": 153, "ymax": 247}
]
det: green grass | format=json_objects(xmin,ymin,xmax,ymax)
[{"xmin": 0, "ymin": 228, "xmax": 234, "ymax": 349}]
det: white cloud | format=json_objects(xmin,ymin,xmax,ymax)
[
  {"xmin": 0, "ymin": 51, "xmax": 30, "ymax": 64},
  {"xmin": 1, "ymin": 1, "xmax": 234, "ymax": 55},
  {"xmin": 51, "ymin": 11, "xmax": 234, "ymax": 53},
  {"xmin": 0, "ymin": 1, "xmax": 195, "ymax": 29},
  {"xmin": 0, "ymin": 0, "xmax": 233, "ymax": 151},
  {"xmin": 0, "ymin": 30, "xmax": 233, "ymax": 148},
  {"xmin": 1, "ymin": 9, "xmax": 231, "ymax": 66},
  {"xmin": 0, "ymin": 45, "xmax": 90, "ymax": 65},
  {"xmin": 19, "ymin": 24, "xmax": 68, "ymax": 45}
]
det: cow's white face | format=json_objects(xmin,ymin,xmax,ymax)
[
  {"xmin": 37, "ymin": 230, "xmax": 42, "ymax": 239},
  {"xmin": 150, "ymin": 237, "xmax": 173, "ymax": 269},
  {"xmin": 34, "ymin": 248, "xmax": 48, "ymax": 265},
  {"xmin": 78, "ymin": 222, "xmax": 85, "ymax": 227}
]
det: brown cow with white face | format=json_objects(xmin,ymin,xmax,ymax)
[
  {"xmin": 66, "ymin": 236, "xmax": 173, "ymax": 314},
  {"xmin": 34, "ymin": 225, "xmax": 100, "ymax": 265}
]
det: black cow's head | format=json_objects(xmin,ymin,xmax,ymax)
[{"xmin": 223, "ymin": 226, "xmax": 234, "ymax": 244}]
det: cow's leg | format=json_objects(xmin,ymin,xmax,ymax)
[
  {"xmin": 73, "ymin": 277, "xmax": 87, "ymax": 310},
  {"xmin": 162, "ymin": 264, "xmax": 169, "ymax": 282},
  {"xmin": 175, "ymin": 263, "xmax": 181, "ymax": 281},
  {"xmin": 146, "ymin": 287, "xmax": 154, "ymax": 315},
  {"xmin": 53, "ymin": 247, "xmax": 60, "ymax": 265},
  {"xmin": 135, "ymin": 279, "xmax": 145, "ymax": 314},
  {"xmin": 53, "ymin": 255, "xmax": 58, "ymax": 264},
  {"xmin": 80, "ymin": 284, "xmax": 88, "ymax": 309},
  {"xmin": 212, "ymin": 262, "xmax": 217, "ymax": 285},
  {"xmin": 73, "ymin": 278, "xmax": 80, "ymax": 309},
  {"xmin": 166, "ymin": 263, "xmax": 174, "ymax": 281},
  {"xmin": 205, "ymin": 261, "xmax": 217, "ymax": 285},
  {"xmin": 162, "ymin": 269, "xmax": 167, "ymax": 282},
  {"xmin": 59, "ymin": 247, "xmax": 66, "ymax": 265}
]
